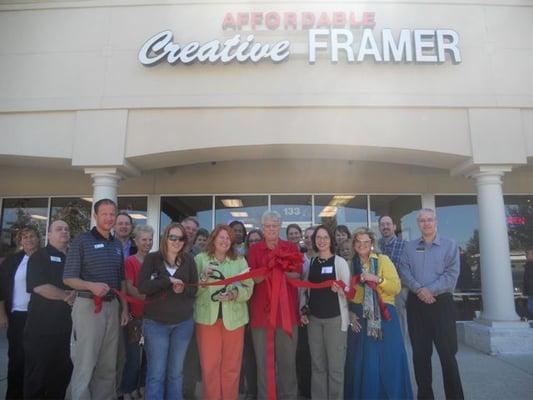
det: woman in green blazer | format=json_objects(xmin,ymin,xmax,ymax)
[{"xmin": 194, "ymin": 224, "xmax": 254, "ymax": 400}]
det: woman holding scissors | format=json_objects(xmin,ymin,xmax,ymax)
[{"xmin": 194, "ymin": 224, "xmax": 254, "ymax": 400}]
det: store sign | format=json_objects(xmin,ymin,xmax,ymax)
[{"xmin": 138, "ymin": 11, "xmax": 461, "ymax": 66}]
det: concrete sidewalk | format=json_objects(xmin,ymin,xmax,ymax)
[
  {"xmin": 1, "ymin": 327, "xmax": 531, "ymax": 399},
  {"xmin": 422, "ymin": 343, "xmax": 533, "ymax": 400}
]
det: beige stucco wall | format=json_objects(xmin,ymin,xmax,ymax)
[
  {"xmin": 2, "ymin": 159, "xmax": 533, "ymax": 197},
  {"xmin": 0, "ymin": 0, "xmax": 532, "ymax": 191}
]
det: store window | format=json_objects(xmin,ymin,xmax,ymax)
[
  {"xmin": 435, "ymin": 195, "xmax": 479, "ymax": 290},
  {"xmin": 369, "ymin": 195, "xmax": 421, "ymax": 242},
  {"xmin": 215, "ymin": 195, "xmax": 268, "ymax": 232},
  {"xmin": 436, "ymin": 194, "xmax": 533, "ymax": 319},
  {"xmin": 504, "ymin": 195, "xmax": 533, "ymax": 253},
  {"xmin": 118, "ymin": 196, "xmax": 148, "ymax": 226},
  {"xmin": 314, "ymin": 195, "xmax": 367, "ymax": 234},
  {"xmin": 271, "ymin": 195, "xmax": 313, "ymax": 239},
  {"xmin": 504, "ymin": 195, "xmax": 533, "ymax": 307},
  {"xmin": 160, "ymin": 196, "xmax": 213, "ymax": 234},
  {"xmin": 436, "ymin": 195, "xmax": 480, "ymax": 320},
  {"xmin": 0, "ymin": 198, "xmax": 48, "ymax": 257},
  {"xmin": 50, "ymin": 197, "xmax": 92, "ymax": 239}
]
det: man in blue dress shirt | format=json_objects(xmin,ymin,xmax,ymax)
[{"xmin": 399, "ymin": 208, "xmax": 464, "ymax": 400}]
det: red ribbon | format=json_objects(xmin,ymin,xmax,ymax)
[
  {"xmin": 344, "ymin": 274, "xmax": 391, "ymax": 321},
  {"xmin": 261, "ymin": 247, "xmax": 301, "ymax": 400},
  {"xmin": 92, "ymin": 288, "xmax": 162, "ymax": 314},
  {"xmin": 91, "ymin": 256, "xmax": 390, "ymax": 400}
]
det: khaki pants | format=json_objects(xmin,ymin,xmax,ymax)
[
  {"xmin": 252, "ymin": 326, "xmax": 298, "ymax": 400},
  {"xmin": 70, "ymin": 297, "xmax": 120, "ymax": 400},
  {"xmin": 307, "ymin": 315, "xmax": 346, "ymax": 400}
]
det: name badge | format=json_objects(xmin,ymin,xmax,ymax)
[
  {"xmin": 94, "ymin": 243, "xmax": 104, "ymax": 249},
  {"xmin": 50, "ymin": 256, "xmax": 62, "ymax": 263},
  {"xmin": 416, "ymin": 246, "xmax": 425, "ymax": 253},
  {"xmin": 321, "ymin": 266, "xmax": 333, "ymax": 274}
]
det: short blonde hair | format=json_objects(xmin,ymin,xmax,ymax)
[{"xmin": 352, "ymin": 227, "xmax": 380, "ymax": 253}]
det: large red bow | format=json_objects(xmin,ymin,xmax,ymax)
[{"xmin": 264, "ymin": 247, "xmax": 303, "ymax": 336}]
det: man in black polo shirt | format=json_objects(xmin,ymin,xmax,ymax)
[
  {"xmin": 64, "ymin": 198, "xmax": 129, "ymax": 400},
  {"xmin": 24, "ymin": 219, "xmax": 76, "ymax": 399}
]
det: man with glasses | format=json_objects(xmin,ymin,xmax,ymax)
[
  {"xmin": 248, "ymin": 211, "xmax": 303, "ymax": 400},
  {"xmin": 399, "ymin": 208, "xmax": 464, "ymax": 400}
]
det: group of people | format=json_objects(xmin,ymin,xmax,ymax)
[{"xmin": 0, "ymin": 198, "xmax": 466, "ymax": 400}]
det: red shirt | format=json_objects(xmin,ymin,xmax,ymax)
[
  {"xmin": 124, "ymin": 255, "xmax": 144, "ymax": 318},
  {"xmin": 247, "ymin": 239, "xmax": 303, "ymax": 329}
]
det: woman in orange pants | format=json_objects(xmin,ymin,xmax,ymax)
[{"xmin": 194, "ymin": 225, "xmax": 254, "ymax": 400}]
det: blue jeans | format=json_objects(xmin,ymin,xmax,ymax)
[
  {"xmin": 528, "ymin": 296, "xmax": 533, "ymax": 318},
  {"xmin": 143, "ymin": 318, "xmax": 194, "ymax": 400}
]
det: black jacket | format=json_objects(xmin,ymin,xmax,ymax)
[
  {"xmin": 0, "ymin": 250, "xmax": 27, "ymax": 317},
  {"xmin": 138, "ymin": 251, "xmax": 198, "ymax": 324}
]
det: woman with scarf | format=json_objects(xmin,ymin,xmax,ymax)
[{"xmin": 344, "ymin": 227, "xmax": 412, "ymax": 400}]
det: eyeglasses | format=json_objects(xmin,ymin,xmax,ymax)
[
  {"xmin": 354, "ymin": 239, "xmax": 372, "ymax": 245},
  {"xmin": 168, "ymin": 234, "xmax": 186, "ymax": 242},
  {"xmin": 263, "ymin": 224, "xmax": 280, "ymax": 230}
]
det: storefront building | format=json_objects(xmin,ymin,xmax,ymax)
[{"xmin": 1, "ymin": 0, "xmax": 533, "ymax": 352}]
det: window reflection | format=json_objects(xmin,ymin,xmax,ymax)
[
  {"xmin": 271, "ymin": 195, "xmax": 312, "ymax": 239},
  {"xmin": 118, "ymin": 196, "xmax": 148, "ymax": 226},
  {"xmin": 369, "ymin": 195, "xmax": 421, "ymax": 241},
  {"xmin": 1, "ymin": 198, "xmax": 48, "ymax": 257},
  {"xmin": 504, "ymin": 195, "xmax": 533, "ymax": 253},
  {"xmin": 160, "ymin": 196, "xmax": 213, "ymax": 234},
  {"xmin": 314, "ymin": 195, "xmax": 367, "ymax": 235},
  {"xmin": 435, "ymin": 195, "xmax": 479, "ymax": 289},
  {"xmin": 436, "ymin": 195, "xmax": 481, "ymax": 320},
  {"xmin": 504, "ymin": 195, "xmax": 533, "ymax": 314},
  {"xmin": 50, "ymin": 197, "xmax": 92, "ymax": 239},
  {"xmin": 215, "ymin": 196, "xmax": 268, "ymax": 232}
]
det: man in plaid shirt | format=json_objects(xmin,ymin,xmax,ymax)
[{"xmin": 378, "ymin": 215, "xmax": 408, "ymax": 342}]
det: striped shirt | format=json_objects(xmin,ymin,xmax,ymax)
[{"xmin": 64, "ymin": 227, "xmax": 124, "ymax": 289}]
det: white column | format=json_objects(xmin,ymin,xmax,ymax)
[
  {"xmin": 471, "ymin": 168, "xmax": 519, "ymax": 322},
  {"xmin": 85, "ymin": 168, "xmax": 122, "ymax": 226}
]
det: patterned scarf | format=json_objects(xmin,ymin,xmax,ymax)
[{"xmin": 352, "ymin": 255, "xmax": 383, "ymax": 340}]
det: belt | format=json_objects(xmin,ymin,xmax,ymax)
[{"xmin": 77, "ymin": 291, "xmax": 115, "ymax": 302}]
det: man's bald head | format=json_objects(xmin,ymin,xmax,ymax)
[{"xmin": 48, "ymin": 220, "xmax": 70, "ymax": 250}]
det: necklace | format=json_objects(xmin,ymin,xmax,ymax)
[
  {"xmin": 317, "ymin": 255, "xmax": 331, "ymax": 264},
  {"xmin": 165, "ymin": 260, "xmax": 179, "ymax": 270}
]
